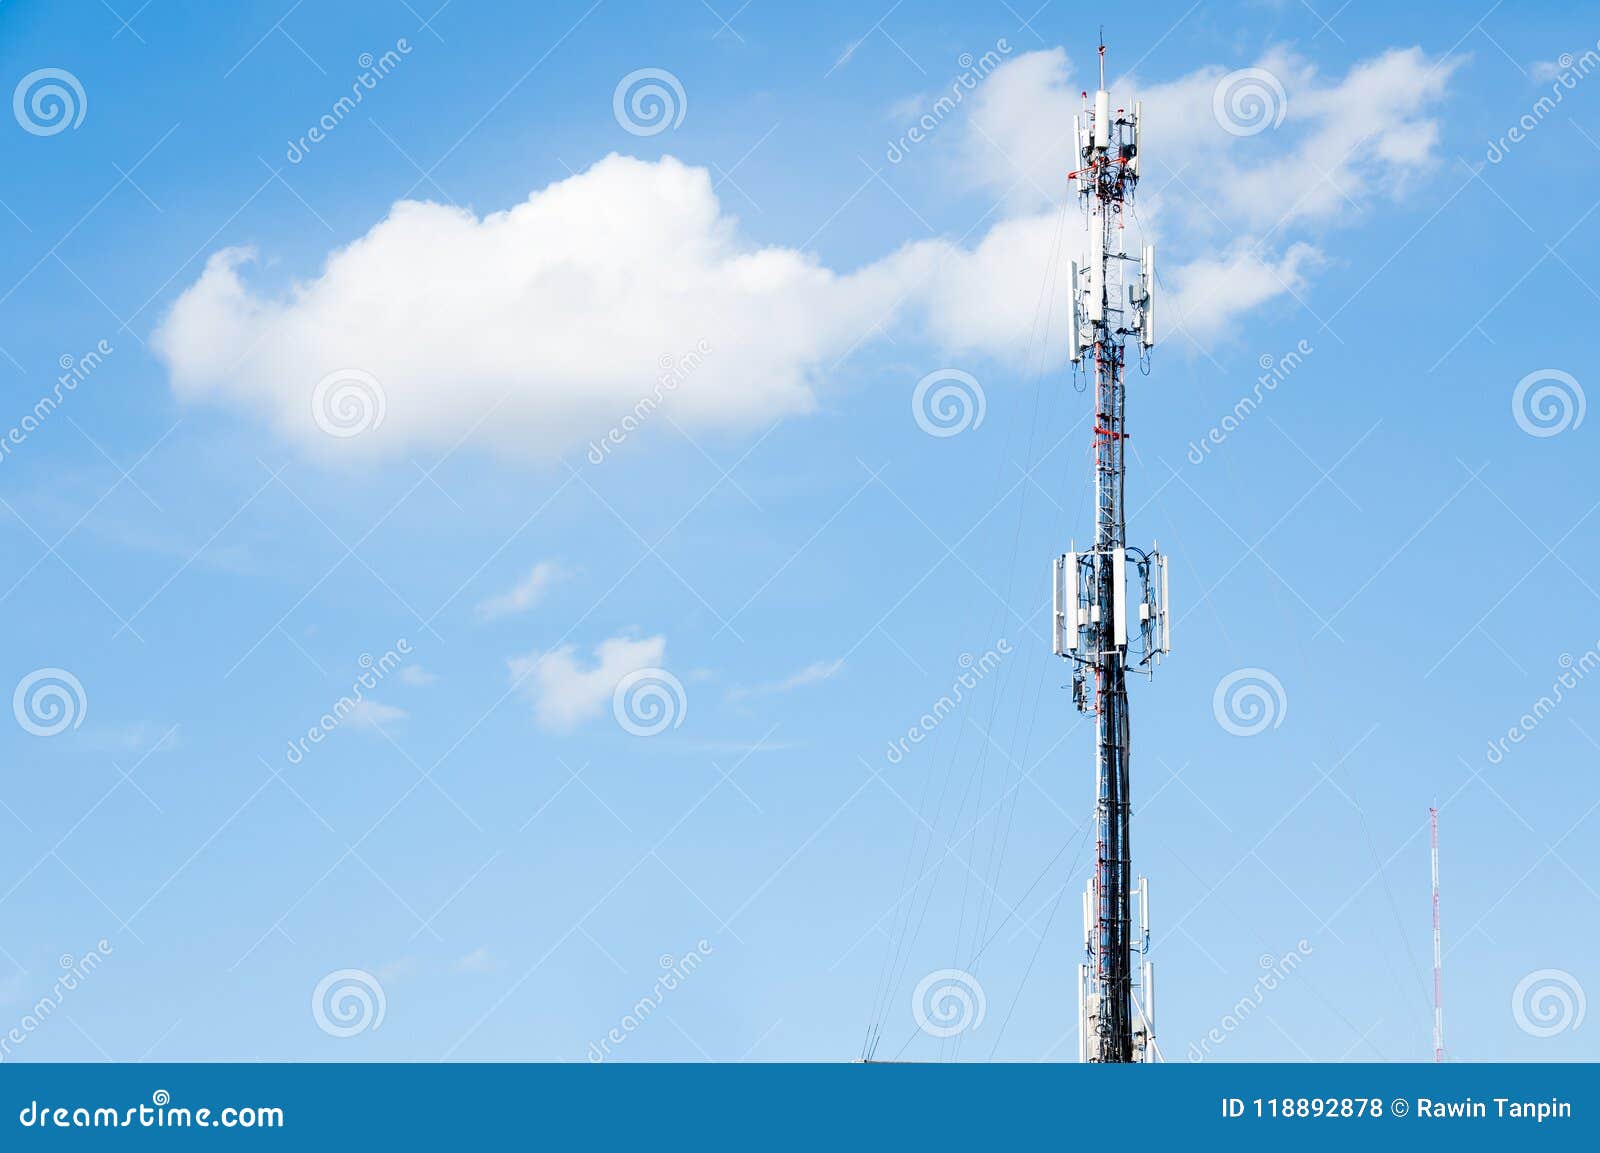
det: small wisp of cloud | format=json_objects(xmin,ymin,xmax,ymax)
[
  {"xmin": 511, "ymin": 634, "xmax": 671, "ymax": 732},
  {"xmin": 1487, "ymin": 42, "xmax": 1600, "ymax": 164},
  {"xmin": 726, "ymin": 658, "xmax": 844, "ymax": 702},
  {"xmin": 398, "ymin": 664, "xmax": 438, "ymax": 687},
  {"xmin": 477, "ymin": 561, "xmax": 564, "ymax": 621},
  {"xmin": 454, "ymin": 946, "xmax": 498, "ymax": 974},
  {"xmin": 284, "ymin": 639, "xmax": 413, "ymax": 764},
  {"xmin": 347, "ymin": 700, "xmax": 407, "ymax": 729}
]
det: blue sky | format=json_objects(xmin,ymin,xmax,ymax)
[{"xmin": 0, "ymin": 0, "xmax": 1596, "ymax": 1064}]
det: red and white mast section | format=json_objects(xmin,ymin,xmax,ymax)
[{"xmin": 1432, "ymin": 805, "xmax": 1444, "ymax": 1063}]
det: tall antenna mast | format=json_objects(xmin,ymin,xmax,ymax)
[
  {"xmin": 1432, "ymin": 804, "xmax": 1444, "ymax": 1062},
  {"xmin": 1054, "ymin": 43, "xmax": 1167, "ymax": 1064}
]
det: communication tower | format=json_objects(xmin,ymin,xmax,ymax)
[
  {"xmin": 1432, "ymin": 805, "xmax": 1444, "ymax": 1063},
  {"xmin": 1051, "ymin": 40, "xmax": 1169, "ymax": 1064}
]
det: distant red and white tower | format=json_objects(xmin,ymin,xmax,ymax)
[{"xmin": 1431, "ymin": 805, "xmax": 1444, "ymax": 1063}]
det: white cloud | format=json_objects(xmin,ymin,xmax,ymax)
[
  {"xmin": 509, "ymin": 633, "xmax": 665, "ymax": 731},
  {"xmin": 454, "ymin": 946, "xmax": 497, "ymax": 973},
  {"xmin": 154, "ymin": 154, "xmax": 908, "ymax": 463},
  {"xmin": 727, "ymin": 657, "xmax": 845, "ymax": 700},
  {"xmin": 1165, "ymin": 241, "xmax": 1321, "ymax": 338},
  {"xmin": 398, "ymin": 664, "xmax": 438, "ymax": 686},
  {"xmin": 151, "ymin": 45, "xmax": 1456, "ymax": 461},
  {"xmin": 962, "ymin": 46, "xmax": 1457, "ymax": 227},
  {"xmin": 476, "ymin": 561, "xmax": 563, "ymax": 621},
  {"xmin": 954, "ymin": 46, "xmax": 1459, "ymax": 348},
  {"xmin": 348, "ymin": 699, "xmax": 407, "ymax": 728}
]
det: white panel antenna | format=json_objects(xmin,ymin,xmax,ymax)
[
  {"xmin": 1159, "ymin": 552, "xmax": 1170, "ymax": 655},
  {"xmin": 1052, "ymin": 555, "xmax": 1067, "ymax": 656},
  {"xmin": 1066, "ymin": 547, "xmax": 1079, "ymax": 650},
  {"xmin": 1111, "ymin": 547, "xmax": 1128, "ymax": 648},
  {"xmin": 1070, "ymin": 262, "xmax": 1087, "ymax": 360},
  {"xmin": 1131, "ymin": 100, "xmax": 1142, "ymax": 177},
  {"xmin": 1140, "ymin": 245, "xmax": 1155, "ymax": 349}
]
